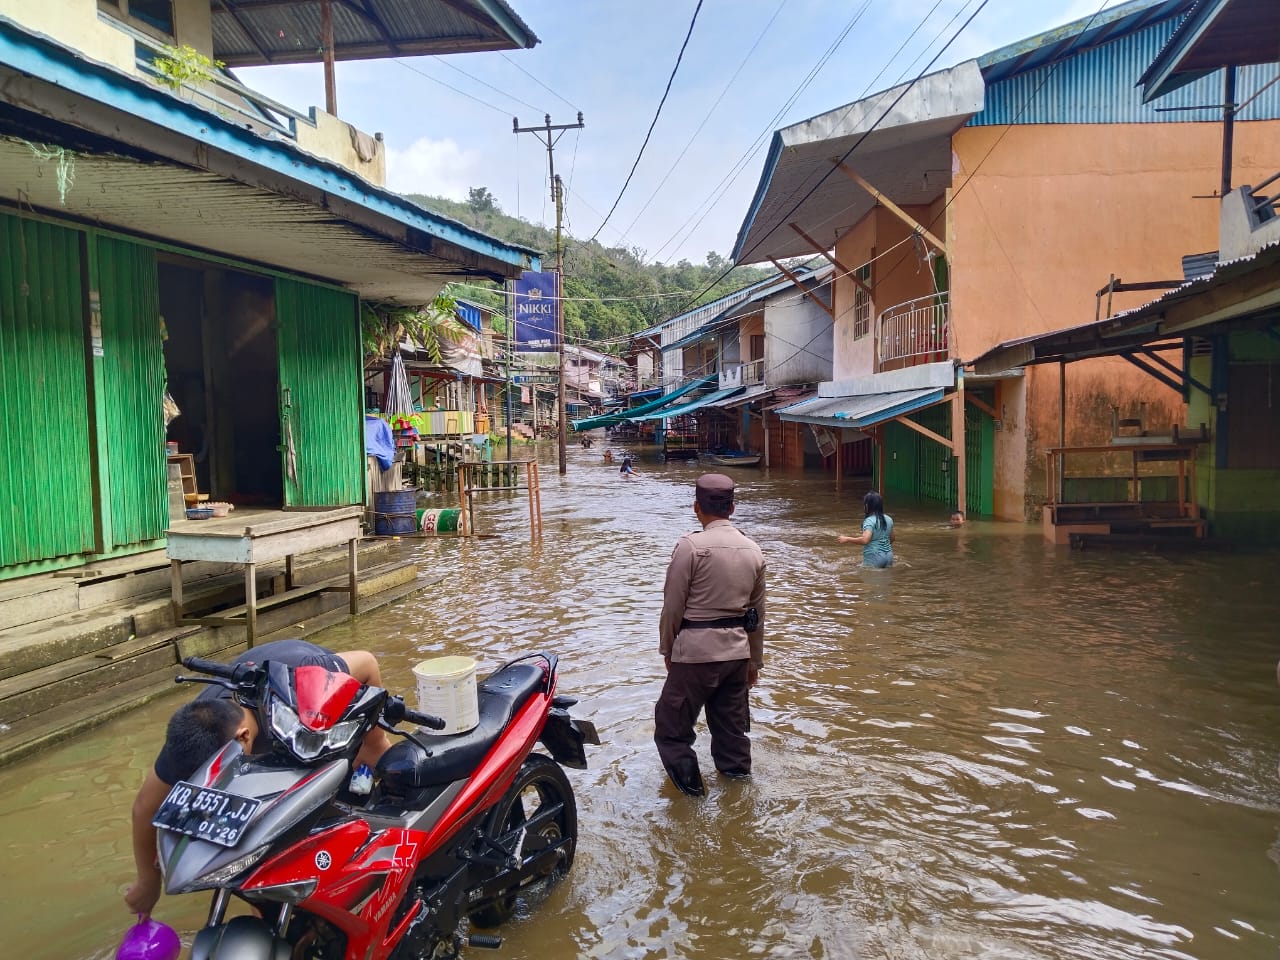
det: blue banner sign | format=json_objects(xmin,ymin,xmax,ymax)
[{"xmin": 511, "ymin": 271, "xmax": 559, "ymax": 352}]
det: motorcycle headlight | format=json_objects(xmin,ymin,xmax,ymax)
[
  {"xmin": 269, "ymin": 698, "xmax": 363, "ymax": 761},
  {"xmin": 199, "ymin": 845, "xmax": 273, "ymax": 887}
]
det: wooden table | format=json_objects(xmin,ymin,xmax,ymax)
[{"xmin": 166, "ymin": 507, "xmax": 363, "ymax": 646}]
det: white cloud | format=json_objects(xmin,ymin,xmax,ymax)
[{"xmin": 384, "ymin": 136, "xmax": 482, "ymax": 200}]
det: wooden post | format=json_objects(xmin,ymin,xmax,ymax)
[
  {"xmin": 1058, "ymin": 361, "xmax": 1067, "ymax": 504},
  {"xmin": 320, "ymin": 0, "xmax": 337, "ymax": 115},
  {"xmin": 834, "ymin": 429, "xmax": 843, "ymax": 491},
  {"xmin": 952, "ymin": 370, "xmax": 967, "ymax": 516},
  {"xmin": 876, "ymin": 427, "xmax": 885, "ymax": 489},
  {"xmin": 832, "ymin": 161, "xmax": 946, "ymax": 253},
  {"xmin": 347, "ymin": 537, "xmax": 359, "ymax": 615},
  {"xmin": 170, "ymin": 559, "xmax": 184, "ymax": 620},
  {"xmin": 245, "ymin": 562, "xmax": 258, "ymax": 648},
  {"xmin": 285, "ymin": 553, "xmax": 294, "ymax": 590},
  {"xmin": 457, "ymin": 464, "xmax": 468, "ymax": 535}
]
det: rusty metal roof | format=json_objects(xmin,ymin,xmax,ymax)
[
  {"xmin": 212, "ymin": 0, "xmax": 538, "ymax": 68},
  {"xmin": 1138, "ymin": 0, "xmax": 1280, "ymax": 101}
]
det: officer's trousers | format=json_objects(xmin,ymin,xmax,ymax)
[{"xmin": 654, "ymin": 658, "xmax": 751, "ymax": 791}]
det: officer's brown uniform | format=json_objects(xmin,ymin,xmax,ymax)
[{"xmin": 655, "ymin": 474, "xmax": 766, "ymax": 795}]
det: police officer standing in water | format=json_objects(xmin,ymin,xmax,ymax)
[{"xmin": 655, "ymin": 473, "xmax": 767, "ymax": 796}]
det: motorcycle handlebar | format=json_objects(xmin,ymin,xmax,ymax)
[
  {"xmin": 181, "ymin": 656, "xmax": 237, "ymax": 678},
  {"xmin": 383, "ymin": 695, "xmax": 447, "ymax": 731}
]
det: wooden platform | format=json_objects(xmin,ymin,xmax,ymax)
[{"xmin": 167, "ymin": 507, "xmax": 363, "ymax": 647}]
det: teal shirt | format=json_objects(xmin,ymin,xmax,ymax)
[{"xmin": 861, "ymin": 514, "xmax": 894, "ymax": 568}]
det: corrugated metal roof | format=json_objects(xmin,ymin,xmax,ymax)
[
  {"xmin": 977, "ymin": 0, "xmax": 1185, "ymax": 84},
  {"xmin": 974, "ymin": 14, "xmax": 1280, "ymax": 125},
  {"xmin": 0, "ymin": 138, "xmax": 498, "ymax": 302},
  {"xmin": 970, "ymin": 240, "xmax": 1280, "ymax": 372},
  {"xmin": 1139, "ymin": 0, "xmax": 1280, "ymax": 101},
  {"xmin": 212, "ymin": 0, "xmax": 538, "ymax": 67},
  {"xmin": 775, "ymin": 387, "xmax": 946, "ymax": 429}
]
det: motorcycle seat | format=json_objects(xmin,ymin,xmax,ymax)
[{"xmin": 378, "ymin": 662, "xmax": 546, "ymax": 789}]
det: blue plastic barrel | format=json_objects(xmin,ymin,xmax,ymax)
[{"xmin": 373, "ymin": 489, "xmax": 417, "ymax": 535}]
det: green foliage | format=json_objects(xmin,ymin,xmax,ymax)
[
  {"xmin": 362, "ymin": 291, "xmax": 463, "ymax": 370},
  {"xmin": 405, "ymin": 190, "xmax": 779, "ymax": 354},
  {"xmin": 152, "ymin": 44, "xmax": 225, "ymax": 92}
]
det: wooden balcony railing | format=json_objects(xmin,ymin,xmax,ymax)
[{"xmin": 877, "ymin": 293, "xmax": 949, "ymax": 366}]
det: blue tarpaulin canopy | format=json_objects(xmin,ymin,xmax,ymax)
[
  {"xmin": 628, "ymin": 385, "xmax": 745, "ymax": 421},
  {"xmin": 571, "ymin": 376, "xmax": 714, "ymax": 431}
]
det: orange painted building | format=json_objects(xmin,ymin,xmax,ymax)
[{"xmin": 734, "ymin": 0, "xmax": 1280, "ymax": 520}]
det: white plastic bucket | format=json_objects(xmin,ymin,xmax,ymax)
[{"xmin": 412, "ymin": 655, "xmax": 479, "ymax": 734}]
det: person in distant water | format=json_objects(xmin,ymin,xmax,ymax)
[
  {"xmin": 125, "ymin": 639, "xmax": 390, "ymax": 918},
  {"xmin": 838, "ymin": 490, "xmax": 895, "ymax": 568},
  {"xmin": 581, "ymin": 435, "xmax": 594, "ymax": 449},
  {"xmin": 603, "ymin": 449, "xmax": 615, "ymax": 464},
  {"xmin": 950, "ymin": 509, "xmax": 966, "ymax": 527},
  {"xmin": 655, "ymin": 473, "xmax": 767, "ymax": 796},
  {"xmin": 620, "ymin": 455, "xmax": 636, "ymax": 477}
]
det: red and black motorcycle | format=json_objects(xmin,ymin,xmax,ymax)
[{"xmin": 153, "ymin": 652, "xmax": 598, "ymax": 959}]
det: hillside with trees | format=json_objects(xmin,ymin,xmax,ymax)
[{"xmin": 405, "ymin": 188, "xmax": 780, "ymax": 352}]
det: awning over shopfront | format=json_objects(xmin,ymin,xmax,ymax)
[
  {"xmin": 732, "ymin": 61, "xmax": 984, "ymax": 263},
  {"xmin": 775, "ymin": 387, "xmax": 945, "ymax": 429},
  {"xmin": 709, "ymin": 384, "xmax": 774, "ymax": 408},
  {"xmin": 970, "ymin": 241, "xmax": 1280, "ymax": 373},
  {"xmin": 571, "ymin": 376, "xmax": 714, "ymax": 431},
  {"xmin": 629, "ymin": 385, "xmax": 745, "ymax": 421}
]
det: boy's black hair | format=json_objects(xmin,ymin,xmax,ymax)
[{"xmin": 155, "ymin": 698, "xmax": 244, "ymax": 783}]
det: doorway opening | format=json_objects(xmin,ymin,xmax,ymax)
[{"xmin": 159, "ymin": 258, "xmax": 283, "ymax": 507}]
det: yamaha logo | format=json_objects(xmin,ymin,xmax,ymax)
[{"xmin": 315, "ymin": 850, "xmax": 332, "ymax": 871}]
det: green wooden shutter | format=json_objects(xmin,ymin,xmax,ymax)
[
  {"xmin": 0, "ymin": 215, "xmax": 96, "ymax": 566},
  {"xmin": 275, "ymin": 278, "xmax": 364, "ymax": 506},
  {"xmin": 96, "ymin": 236, "xmax": 168, "ymax": 547}
]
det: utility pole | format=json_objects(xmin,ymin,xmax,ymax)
[{"xmin": 513, "ymin": 112, "xmax": 584, "ymax": 475}]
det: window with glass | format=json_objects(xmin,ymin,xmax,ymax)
[
  {"xmin": 99, "ymin": 0, "xmax": 176, "ymax": 38},
  {"xmin": 853, "ymin": 264, "xmax": 873, "ymax": 339}
]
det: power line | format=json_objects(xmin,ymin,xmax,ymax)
[
  {"xmin": 393, "ymin": 58, "xmax": 508, "ymax": 115},
  {"xmin": 428, "ymin": 55, "xmax": 544, "ymax": 114},
  {"xmin": 588, "ymin": 0, "xmax": 704, "ymax": 243},
  {"xmin": 649, "ymin": 0, "xmax": 875, "ymax": 264},
  {"xmin": 500, "ymin": 52, "xmax": 580, "ymax": 112},
  {"xmin": 618, "ymin": 0, "xmax": 789, "ymax": 244},
  {"xmin": 674, "ymin": 0, "xmax": 990, "ymax": 314}
]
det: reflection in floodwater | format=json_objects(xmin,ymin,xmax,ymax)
[{"xmin": 2, "ymin": 441, "xmax": 1280, "ymax": 960}]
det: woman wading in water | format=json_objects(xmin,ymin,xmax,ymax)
[{"xmin": 838, "ymin": 490, "xmax": 895, "ymax": 568}]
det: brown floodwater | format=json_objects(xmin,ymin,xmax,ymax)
[{"xmin": 3, "ymin": 440, "xmax": 1280, "ymax": 960}]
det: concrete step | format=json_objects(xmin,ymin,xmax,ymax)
[
  {"xmin": 0, "ymin": 661, "xmax": 185, "ymax": 769},
  {"xmin": 0, "ymin": 624, "xmax": 199, "ymax": 727},
  {"xmin": 0, "ymin": 560, "xmax": 433, "ymax": 768}
]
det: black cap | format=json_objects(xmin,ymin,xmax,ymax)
[{"xmin": 695, "ymin": 473, "xmax": 735, "ymax": 512}]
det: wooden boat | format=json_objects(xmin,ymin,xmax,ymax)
[{"xmin": 700, "ymin": 452, "xmax": 762, "ymax": 468}]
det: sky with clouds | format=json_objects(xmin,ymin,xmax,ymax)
[{"xmin": 239, "ymin": 0, "xmax": 1129, "ymax": 265}]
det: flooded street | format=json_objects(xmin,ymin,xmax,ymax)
[{"xmin": 3, "ymin": 441, "xmax": 1280, "ymax": 960}]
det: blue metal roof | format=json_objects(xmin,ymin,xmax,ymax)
[
  {"xmin": 571, "ymin": 376, "xmax": 714, "ymax": 431},
  {"xmin": 977, "ymin": 0, "xmax": 1186, "ymax": 84},
  {"xmin": 973, "ymin": 11, "xmax": 1280, "ymax": 125},
  {"xmin": 775, "ymin": 387, "xmax": 946, "ymax": 430}
]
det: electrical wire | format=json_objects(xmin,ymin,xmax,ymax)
[
  {"xmin": 673, "ymin": 0, "xmax": 990, "ymax": 314},
  {"xmin": 618, "ymin": 0, "xmax": 790, "ymax": 243},
  {"xmin": 393, "ymin": 58, "xmax": 509, "ymax": 116},
  {"xmin": 428, "ymin": 55, "xmax": 544, "ymax": 114},
  {"xmin": 499, "ymin": 52, "xmax": 580, "ymax": 111},
  {"xmin": 649, "ymin": 0, "xmax": 876, "ymax": 264},
  {"xmin": 588, "ymin": 0, "xmax": 705, "ymax": 243}
]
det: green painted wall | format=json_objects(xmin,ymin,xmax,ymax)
[
  {"xmin": 95, "ymin": 235, "xmax": 168, "ymax": 548},
  {"xmin": 876, "ymin": 399, "xmax": 994, "ymax": 516},
  {"xmin": 1187, "ymin": 337, "xmax": 1280, "ymax": 542},
  {"xmin": 0, "ymin": 214, "xmax": 96, "ymax": 567},
  {"xmin": 275, "ymin": 278, "xmax": 365, "ymax": 506}
]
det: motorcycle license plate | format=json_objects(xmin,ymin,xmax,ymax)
[{"xmin": 153, "ymin": 781, "xmax": 261, "ymax": 848}]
